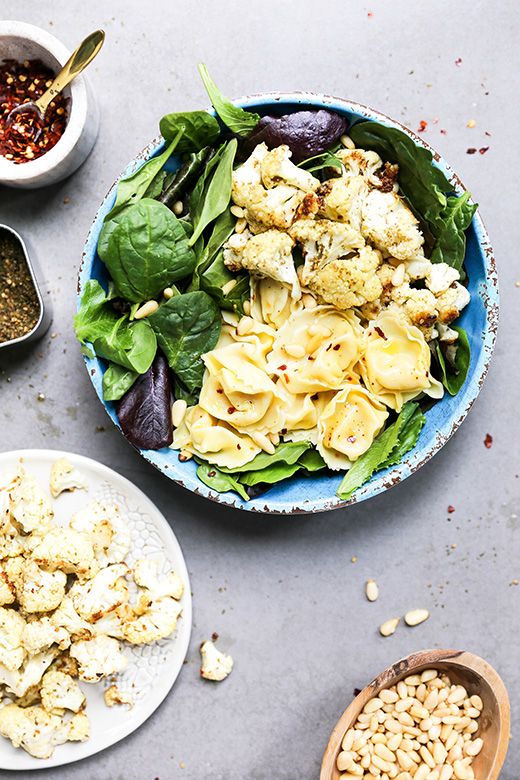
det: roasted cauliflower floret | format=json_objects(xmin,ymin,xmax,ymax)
[
  {"xmin": 289, "ymin": 219, "xmax": 365, "ymax": 285},
  {"xmin": 361, "ymin": 189, "xmax": 424, "ymax": 261},
  {"xmin": 70, "ymin": 501, "xmax": 131, "ymax": 568},
  {"xmin": 90, "ymin": 603, "xmax": 136, "ymax": 640},
  {"xmin": 0, "ymin": 606, "xmax": 26, "ymax": 671},
  {"xmin": 50, "ymin": 595, "xmax": 95, "ymax": 640},
  {"xmin": 49, "ymin": 457, "xmax": 89, "ymax": 499},
  {"xmin": 133, "ymin": 558, "xmax": 184, "ymax": 602},
  {"xmin": 260, "ymin": 144, "xmax": 320, "ymax": 192},
  {"xmin": 122, "ymin": 596, "xmax": 182, "ymax": 645},
  {"xmin": 8, "ymin": 469, "xmax": 53, "ymax": 534},
  {"xmin": 232, "ymin": 144, "xmax": 320, "ymax": 231},
  {"xmin": 0, "ymin": 703, "xmax": 88, "ymax": 758},
  {"xmin": 425, "ymin": 262, "xmax": 461, "ymax": 294},
  {"xmin": 69, "ymin": 635, "xmax": 128, "ymax": 683},
  {"xmin": 39, "ymin": 669, "xmax": 86, "ymax": 715},
  {"xmin": 336, "ymin": 147, "xmax": 385, "ymax": 184},
  {"xmin": 30, "ymin": 527, "xmax": 99, "ymax": 580},
  {"xmin": 104, "ymin": 683, "xmax": 134, "ymax": 709},
  {"xmin": 0, "ymin": 647, "xmax": 60, "ymax": 697},
  {"xmin": 0, "ymin": 563, "xmax": 16, "ymax": 605},
  {"xmin": 18, "ymin": 560, "xmax": 67, "ymax": 614},
  {"xmin": 199, "ymin": 640, "xmax": 233, "ymax": 681},
  {"xmin": 224, "ymin": 229, "xmax": 300, "ymax": 299},
  {"xmin": 317, "ymin": 175, "xmax": 368, "ymax": 230},
  {"xmin": 307, "ymin": 246, "xmax": 383, "ymax": 310},
  {"xmin": 70, "ymin": 563, "xmax": 130, "ymax": 622},
  {"xmin": 21, "ymin": 617, "xmax": 70, "ymax": 655},
  {"xmin": 436, "ymin": 282, "xmax": 471, "ymax": 324}
]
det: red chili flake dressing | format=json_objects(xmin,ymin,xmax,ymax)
[
  {"xmin": 277, "ymin": 364, "xmax": 287, "ymax": 371},
  {"xmin": 374, "ymin": 326, "xmax": 387, "ymax": 340},
  {"xmin": 0, "ymin": 59, "xmax": 69, "ymax": 163},
  {"xmin": 484, "ymin": 433, "xmax": 493, "ymax": 448},
  {"xmin": 466, "ymin": 148, "xmax": 477, "ymax": 154},
  {"xmin": 448, "ymin": 505, "xmax": 455, "ymax": 514},
  {"xmin": 418, "ymin": 120, "xmax": 428, "ymax": 132},
  {"xmin": 455, "ymin": 58, "xmax": 462, "ymax": 66},
  {"xmin": 479, "ymin": 146, "xmax": 489, "ymax": 154}
]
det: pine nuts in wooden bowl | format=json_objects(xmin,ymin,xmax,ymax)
[{"xmin": 320, "ymin": 649, "xmax": 510, "ymax": 780}]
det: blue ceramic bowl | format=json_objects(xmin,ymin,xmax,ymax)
[{"xmin": 78, "ymin": 92, "xmax": 498, "ymax": 514}]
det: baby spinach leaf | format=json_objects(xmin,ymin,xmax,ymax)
[
  {"xmin": 105, "ymin": 199, "xmax": 196, "ymax": 303},
  {"xmin": 239, "ymin": 460, "xmax": 303, "ymax": 487},
  {"xmin": 297, "ymin": 449, "xmax": 327, "ymax": 471},
  {"xmin": 102, "ymin": 363, "xmax": 139, "ymax": 401},
  {"xmin": 219, "ymin": 441, "xmax": 310, "ymax": 474},
  {"xmin": 435, "ymin": 327, "xmax": 471, "ymax": 396},
  {"xmin": 198, "ymin": 63, "xmax": 260, "ymax": 136},
  {"xmin": 188, "ymin": 208, "xmax": 236, "ymax": 292},
  {"xmin": 379, "ymin": 403, "xmax": 426, "ymax": 470},
  {"xmin": 200, "ymin": 250, "xmax": 250, "ymax": 314},
  {"xmin": 147, "ymin": 291, "xmax": 221, "ymax": 393},
  {"xmin": 188, "ymin": 139, "xmax": 237, "ymax": 246},
  {"xmin": 116, "ymin": 352, "xmax": 173, "ymax": 450},
  {"xmin": 159, "ymin": 110, "xmax": 220, "ymax": 151},
  {"xmin": 98, "ymin": 130, "xmax": 183, "ymax": 261},
  {"xmin": 196, "ymin": 461, "xmax": 250, "ymax": 501},
  {"xmin": 336, "ymin": 407, "xmax": 408, "ymax": 500},
  {"xmin": 298, "ymin": 151, "xmax": 343, "ymax": 173},
  {"xmin": 74, "ymin": 280, "xmax": 157, "ymax": 374},
  {"xmin": 429, "ymin": 192, "xmax": 478, "ymax": 272}
]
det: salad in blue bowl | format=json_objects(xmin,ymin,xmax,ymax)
[{"xmin": 76, "ymin": 65, "xmax": 498, "ymax": 514}]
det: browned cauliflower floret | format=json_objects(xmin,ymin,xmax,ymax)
[
  {"xmin": 0, "ymin": 703, "xmax": 88, "ymax": 758},
  {"xmin": 69, "ymin": 635, "xmax": 127, "ymax": 682},
  {"xmin": 39, "ymin": 669, "xmax": 86, "ymax": 715},
  {"xmin": 8, "ymin": 469, "xmax": 53, "ymax": 533},
  {"xmin": 307, "ymin": 247, "xmax": 383, "ymax": 310},
  {"xmin": 21, "ymin": 616, "xmax": 70, "ymax": 655},
  {"xmin": 436, "ymin": 282, "xmax": 471, "ymax": 325},
  {"xmin": 260, "ymin": 145, "xmax": 320, "ymax": 192},
  {"xmin": 336, "ymin": 147, "xmax": 385, "ymax": 184},
  {"xmin": 104, "ymin": 683, "xmax": 134, "ymax": 709},
  {"xmin": 30, "ymin": 527, "xmax": 99, "ymax": 580},
  {"xmin": 18, "ymin": 560, "xmax": 67, "ymax": 614},
  {"xmin": 289, "ymin": 218, "xmax": 365, "ymax": 285},
  {"xmin": 361, "ymin": 190, "xmax": 424, "ymax": 261},
  {"xmin": 69, "ymin": 563, "xmax": 130, "ymax": 622},
  {"xmin": 49, "ymin": 457, "xmax": 89, "ymax": 499},
  {"xmin": 223, "ymin": 229, "xmax": 299, "ymax": 299},
  {"xmin": 0, "ymin": 606, "xmax": 26, "ymax": 671},
  {"xmin": 0, "ymin": 562, "xmax": 16, "ymax": 605},
  {"xmin": 317, "ymin": 175, "xmax": 368, "ymax": 230}
]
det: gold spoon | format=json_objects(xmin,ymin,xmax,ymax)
[
  {"xmin": 6, "ymin": 29, "xmax": 105, "ymax": 141},
  {"xmin": 320, "ymin": 648, "xmax": 510, "ymax": 780}
]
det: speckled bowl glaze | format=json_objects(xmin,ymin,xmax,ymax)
[
  {"xmin": 0, "ymin": 20, "xmax": 99, "ymax": 189},
  {"xmin": 78, "ymin": 92, "xmax": 498, "ymax": 514}
]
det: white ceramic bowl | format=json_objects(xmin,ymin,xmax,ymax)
[{"xmin": 0, "ymin": 20, "xmax": 99, "ymax": 189}]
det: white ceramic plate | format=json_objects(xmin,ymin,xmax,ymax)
[{"xmin": 0, "ymin": 449, "xmax": 192, "ymax": 770}]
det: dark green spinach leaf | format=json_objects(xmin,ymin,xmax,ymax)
[
  {"xmin": 429, "ymin": 192, "xmax": 478, "ymax": 272},
  {"xmin": 147, "ymin": 291, "xmax": 221, "ymax": 393},
  {"xmin": 298, "ymin": 151, "xmax": 343, "ymax": 173},
  {"xmin": 159, "ymin": 110, "xmax": 220, "ymax": 151},
  {"xmin": 198, "ymin": 63, "xmax": 260, "ymax": 136},
  {"xmin": 435, "ymin": 327, "xmax": 471, "ymax": 395},
  {"xmin": 105, "ymin": 199, "xmax": 196, "ymax": 302},
  {"xmin": 196, "ymin": 461, "xmax": 250, "ymax": 501},
  {"xmin": 102, "ymin": 363, "xmax": 139, "ymax": 401},
  {"xmin": 219, "ymin": 441, "xmax": 310, "ymax": 474},
  {"xmin": 188, "ymin": 139, "xmax": 237, "ymax": 246}
]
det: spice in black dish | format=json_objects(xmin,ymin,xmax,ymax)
[{"xmin": 0, "ymin": 228, "xmax": 40, "ymax": 343}]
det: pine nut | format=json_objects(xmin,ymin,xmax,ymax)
[
  {"xmin": 398, "ymin": 712, "xmax": 415, "ymax": 727},
  {"xmin": 404, "ymin": 610, "xmax": 430, "ymax": 626},
  {"xmin": 396, "ymin": 749, "xmax": 414, "ymax": 771},
  {"xmin": 426, "ymin": 772, "xmax": 440, "ymax": 780},
  {"xmin": 387, "ymin": 734, "xmax": 402, "ymax": 752},
  {"xmin": 371, "ymin": 754, "xmax": 393, "ymax": 772},
  {"xmin": 360, "ymin": 753, "xmax": 371, "ymax": 768},
  {"xmin": 400, "ymin": 739, "xmax": 414, "ymax": 752},
  {"xmin": 340, "ymin": 134, "xmax": 355, "ymax": 148},
  {"xmin": 163, "ymin": 287, "xmax": 175, "ymax": 299},
  {"xmin": 410, "ymin": 705, "xmax": 429, "ymax": 720},
  {"xmin": 439, "ymin": 767, "xmax": 454, "ymax": 780},
  {"xmin": 228, "ymin": 233, "xmax": 248, "ymax": 250},
  {"xmin": 134, "ymin": 300, "xmax": 159, "ymax": 319},
  {"xmin": 366, "ymin": 579, "xmax": 379, "ymax": 602},
  {"xmin": 465, "ymin": 720, "xmax": 479, "ymax": 735},
  {"xmin": 308, "ymin": 323, "xmax": 332, "ymax": 337},
  {"xmin": 420, "ymin": 670, "xmax": 437, "ymax": 683},
  {"xmin": 432, "ymin": 742, "xmax": 447, "ymax": 764},
  {"xmin": 419, "ymin": 746, "xmax": 435, "ymax": 768},
  {"xmin": 283, "ymin": 343, "xmax": 306, "ymax": 359},
  {"xmin": 391, "ymin": 263, "xmax": 406, "ymax": 287},
  {"xmin": 448, "ymin": 687, "xmax": 467, "ymax": 704},
  {"xmin": 374, "ymin": 743, "xmax": 396, "ymax": 762},
  {"xmin": 173, "ymin": 200, "xmax": 183, "ymax": 215},
  {"xmin": 235, "ymin": 217, "xmax": 247, "ymax": 233},
  {"xmin": 424, "ymin": 691, "xmax": 439, "ymax": 711},
  {"xmin": 404, "ymin": 676, "xmax": 422, "ymax": 686},
  {"xmin": 419, "ymin": 718, "xmax": 432, "ymax": 731},
  {"xmin": 237, "ymin": 316, "xmax": 255, "ymax": 336},
  {"xmin": 372, "ymin": 733, "xmax": 387, "ymax": 744},
  {"xmin": 342, "ymin": 729, "xmax": 355, "ymax": 751},
  {"xmin": 171, "ymin": 399, "xmax": 187, "ymax": 428},
  {"xmin": 448, "ymin": 745, "xmax": 463, "ymax": 763},
  {"xmin": 221, "ymin": 279, "xmax": 237, "ymax": 295},
  {"xmin": 242, "ymin": 300, "xmax": 251, "ymax": 315},
  {"xmin": 414, "ymin": 765, "xmax": 430, "ymax": 780},
  {"xmin": 380, "ymin": 690, "xmax": 399, "ymax": 704},
  {"xmin": 464, "ymin": 707, "xmax": 480, "ymax": 719},
  {"xmin": 452, "ymin": 760, "xmax": 469, "ymax": 780},
  {"xmin": 464, "ymin": 738, "xmax": 483, "ymax": 756},
  {"xmin": 337, "ymin": 751, "xmax": 355, "ymax": 771},
  {"xmin": 397, "ymin": 682, "xmax": 408, "ymax": 699},
  {"xmin": 469, "ymin": 695, "xmax": 483, "ymax": 711},
  {"xmin": 386, "ymin": 719, "xmax": 404, "ymax": 734},
  {"xmin": 370, "ymin": 715, "xmax": 379, "ymax": 732},
  {"xmin": 306, "ymin": 333, "xmax": 324, "ymax": 353},
  {"xmin": 268, "ymin": 431, "xmax": 280, "ymax": 446},
  {"xmin": 380, "ymin": 618, "xmax": 399, "ymax": 636},
  {"xmin": 230, "ymin": 205, "xmax": 244, "ymax": 218},
  {"xmin": 251, "ymin": 431, "xmax": 275, "ymax": 454},
  {"xmin": 302, "ymin": 292, "xmax": 317, "ymax": 309},
  {"xmin": 428, "ymin": 725, "xmax": 441, "ymax": 741},
  {"xmin": 395, "ymin": 698, "xmax": 414, "ymax": 712},
  {"xmin": 416, "ymin": 684, "xmax": 427, "ymax": 702}
]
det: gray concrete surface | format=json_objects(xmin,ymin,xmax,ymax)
[{"xmin": 1, "ymin": 0, "xmax": 518, "ymax": 777}]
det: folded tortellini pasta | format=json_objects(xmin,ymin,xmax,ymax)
[
  {"xmin": 172, "ymin": 406, "xmax": 261, "ymax": 469},
  {"xmin": 250, "ymin": 277, "xmax": 303, "ymax": 331},
  {"xmin": 317, "ymin": 385, "xmax": 389, "ymax": 470},
  {"xmin": 358, "ymin": 311, "xmax": 444, "ymax": 411},
  {"xmin": 267, "ymin": 308, "xmax": 363, "ymax": 394}
]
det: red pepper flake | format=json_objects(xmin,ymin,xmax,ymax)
[
  {"xmin": 281, "ymin": 428, "xmax": 287, "ymax": 435},
  {"xmin": 0, "ymin": 59, "xmax": 69, "ymax": 163},
  {"xmin": 283, "ymin": 373, "xmax": 290, "ymax": 384},
  {"xmin": 455, "ymin": 58, "xmax": 462, "ymax": 66},
  {"xmin": 277, "ymin": 364, "xmax": 287, "ymax": 371},
  {"xmin": 485, "ymin": 131, "xmax": 491, "ymax": 136},
  {"xmin": 484, "ymin": 433, "xmax": 493, "ymax": 448},
  {"xmin": 310, "ymin": 393, "xmax": 319, "ymax": 401},
  {"xmin": 418, "ymin": 120, "xmax": 428, "ymax": 132},
  {"xmin": 440, "ymin": 129, "xmax": 447, "ymax": 135},
  {"xmin": 208, "ymin": 471, "xmax": 216, "ymax": 478},
  {"xmin": 237, "ymin": 444, "xmax": 241, "ymax": 450},
  {"xmin": 447, "ymin": 505, "xmax": 455, "ymax": 514},
  {"xmin": 479, "ymin": 146, "xmax": 489, "ymax": 155},
  {"xmin": 374, "ymin": 326, "xmax": 387, "ymax": 340},
  {"xmin": 216, "ymin": 388, "xmax": 223, "ymax": 394},
  {"xmin": 333, "ymin": 344, "xmax": 340, "ymax": 351},
  {"xmin": 367, "ymin": 11, "xmax": 373, "ymax": 17},
  {"xmin": 466, "ymin": 148, "xmax": 477, "ymax": 154},
  {"xmin": 347, "ymin": 435, "xmax": 357, "ymax": 444},
  {"xmin": 227, "ymin": 406, "xmax": 235, "ymax": 414}
]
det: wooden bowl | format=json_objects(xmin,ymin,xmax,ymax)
[{"xmin": 320, "ymin": 648, "xmax": 510, "ymax": 780}]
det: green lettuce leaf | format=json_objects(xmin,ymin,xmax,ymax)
[{"xmin": 435, "ymin": 327, "xmax": 471, "ymax": 396}]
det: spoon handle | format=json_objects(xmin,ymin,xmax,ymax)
[{"xmin": 35, "ymin": 29, "xmax": 105, "ymax": 115}]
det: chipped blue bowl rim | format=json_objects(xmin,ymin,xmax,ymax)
[{"xmin": 78, "ymin": 92, "xmax": 499, "ymax": 515}]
